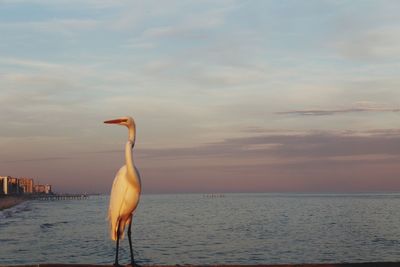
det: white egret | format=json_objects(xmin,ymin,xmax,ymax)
[{"xmin": 104, "ymin": 116, "xmax": 141, "ymax": 267}]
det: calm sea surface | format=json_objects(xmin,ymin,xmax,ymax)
[{"xmin": 1, "ymin": 193, "xmax": 400, "ymax": 265}]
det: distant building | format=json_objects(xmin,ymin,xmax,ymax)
[
  {"xmin": 34, "ymin": 184, "xmax": 52, "ymax": 194},
  {"xmin": 0, "ymin": 176, "xmax": 52, "ymax": 195},
  {"xmin": 34, "ymin": 184, "xmax": 46, "ymax": 194},
  {"xmin": 1, "ymin": 176, "xmax": 20, "ymax": 194},
  {"xmin": 0, "ymin": 176, "xmax": 8, "ymax": 194},
  {"xmin": 7, "ymin": 177, "xmax": 20, "ymax": 194},
  {"xmin": 19, "ymin": 178, "xmax": 34, "ymax": 194},
  {"xmin": 45, "ymin": 184, "xmax": 52, "ymax": 194}
]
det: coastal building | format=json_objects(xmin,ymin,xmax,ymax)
[
  {"xmin": 7, "ymin": 177, "xmax": 20, "ymax": 194},
  {"xmin": 45, "ymin": 184, "xmax": 52, "ymax": 194},
  {"xmin": 0, "ymin": 176, "xmax": 52, "ymax": 195},
  {"xmin": 34, "ymin": 184, "xmax": 52, "ymax": 194},
  {"xmin": 0, "ymin": 176, "xmax": 8, "ymax": 194},
  {"xmin": 34, "ymin": 184, "xmax": 46, "ymax": 194},
  {"xmin": 1, "ymin": 176, "xmax": 24, "ymax": 195},
  {"xmin": 18, "ymin": 178, "xmax": 34, "ymax": 193}
]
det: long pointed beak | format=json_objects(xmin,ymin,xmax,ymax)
[{"xmin": 104, "ymin": 119, "xmax": 127, "ymax": 124}]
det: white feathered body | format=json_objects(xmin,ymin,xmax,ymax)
[{"xmin": 108, "ymin": 141, "xmax": 141, "ymax": 241}]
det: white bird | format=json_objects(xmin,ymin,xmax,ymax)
[{"xmin": 104, "ymin": 116, "xmax": 141, "ymax": 267}]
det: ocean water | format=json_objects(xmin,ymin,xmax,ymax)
[{"xmin": 1, "ymin": 193, "xmax": 400, "ymax": 265}]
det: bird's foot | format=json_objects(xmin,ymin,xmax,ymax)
[{"xmin": 113, "ymin": 263, "xmax": 124, "ymax": 267}]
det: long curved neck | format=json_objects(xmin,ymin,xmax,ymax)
[
  {"xmin": 125, "ymin": 124, "xmax": 136, "ymax": 178},
  {"xmin": 128, "ymin": 125, "xmax": 135, "ymax": 144}
]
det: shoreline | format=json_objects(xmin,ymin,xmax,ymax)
[{"xmin": 0, "ymin": 196, "xmax": 29, "ymax": 211}]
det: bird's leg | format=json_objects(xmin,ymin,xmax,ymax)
[
  {"xmin": 114, "ymin": 223, "xmax": 122, "ymax": 267},
  {"xmin": 128, "ymin": 220, "xmax": 140, "ymax": 267}
]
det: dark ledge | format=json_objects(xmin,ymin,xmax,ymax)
[{"xmin": 2, "ymin": 263, "xmax": 400, "ymax": 267}]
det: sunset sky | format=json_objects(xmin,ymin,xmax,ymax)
[{"xmin": 1, "ymin": 0, "xmax": 400, "ymax": 193}]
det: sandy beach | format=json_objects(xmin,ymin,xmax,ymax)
[{"xmin": 0, "ymin": 196, "xmax": 28, "ymax": 211}]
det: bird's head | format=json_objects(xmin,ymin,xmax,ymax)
[{"xmin": 104, "ymin": 116, "xmax": 135, "ymax": 128}]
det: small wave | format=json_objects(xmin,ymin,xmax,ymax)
[
  {"xmin": 372, "ymin": 237, "xmax": 400, "ymax": 245},
  {"xmin": 0, "ymin": 201, "xmax": 31, "ymax": 220},
  {"xmin": 0, "ymin": 238, "xmax": 16, "ymax": 242},
  {"xmin": 40, "ymin": 223, "xmax": 54, "ymax": 229},
  {"xmin": 40, "ymin": 221, "xmax": 70, "ymax": 230}
]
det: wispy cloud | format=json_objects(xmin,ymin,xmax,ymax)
[
  {"xmin": 335, "ymin": 26, "xmax": 400, "ymax": 62},
  {"xmin": 138, "ymin": 129, "xmax": 400, "ymax": 193},
  {"xmin": 134, "ymin": 129, "xmax": 400, "ymax": 162},
  {"xmin": 0, "ymin": 0, "xmax": 124, "ymax": 9},
  {"xmin": 0, "ymin": 19, "xmax": 99, "ymax": 32},
  {"xmin": 277, "ymin": 101, "xmax": 400, "ymax": 116},
  {"xmin": 331, "ymin": 1, "xmax": 400, "ymax": 62},
  {"xmin": 277, "ymin": 107, "xmax": 400, "ymax": 116},
  {"xmin": 0, "ymin": 156, "xmax": 72, "ymax": 163}
]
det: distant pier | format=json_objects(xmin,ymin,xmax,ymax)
[
  {"xmin": 203, "ymin": 193, "xmax": 225, "ymax": 198},
  {"xmin": 30, "ymin": 194, "xmax": 89, "ymax": 201}
]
